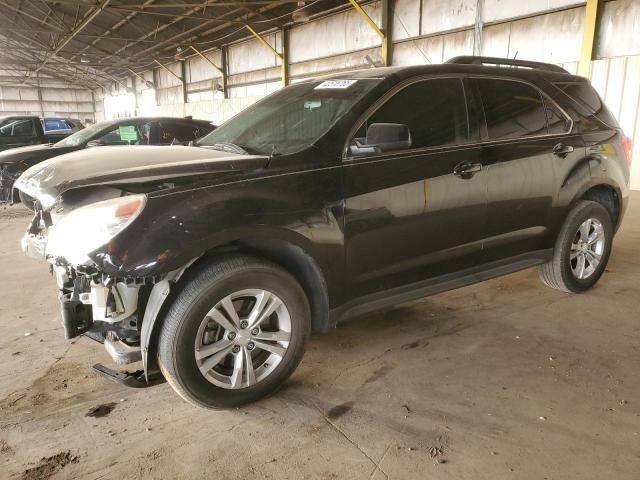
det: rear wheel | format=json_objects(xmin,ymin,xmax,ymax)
[
  {"xmin": 539, "ymin": 201, "xmax": 613, "ymax": 293},
  {"xmin": 157, "ymin": 255, "xmax": 310, "ymax": 409}
]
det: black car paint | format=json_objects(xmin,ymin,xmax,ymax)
[
  {"xmin": 0, "ymin": 117, "xmax": 215, "ymax": 203},
  {"xmin": 19, "ymin": 64, "xmax": 630, "ymax": 364}
]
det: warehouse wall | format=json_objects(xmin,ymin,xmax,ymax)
[
  {"xmin": 0, "ymin": 78, "xmax": 94, "ymax": 122},
  {"xmin": 95, "ymin": 0, "xmax": 640, "ymax": 188}
]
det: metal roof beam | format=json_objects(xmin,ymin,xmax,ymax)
[{"xmin": 25, "ymin": 0, "xmax": 111, "ymax": 82}]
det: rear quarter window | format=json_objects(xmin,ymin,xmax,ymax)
[{"xmin": 552, "ymin": 82, "xmax": 619, "ymax": 130}]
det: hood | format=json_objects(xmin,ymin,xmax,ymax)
[
  {"xmin": 0, "ymin": 144, "xmax": 61, "ymax": 165},
  {"xmin": 14, "ymin": 145, "xmax": 269, "ymax": 209}
]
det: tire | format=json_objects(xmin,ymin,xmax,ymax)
[
  {"xmin": 539, "ymin": 200, "xmax": 613, "ymax": 293},
  {"xmin": 18, "ymin": 190, "xmax": 36, "ymax": 211},
  {"xmin": 157, "ymin": 255, "xmax": 311, "ymax": 409}
]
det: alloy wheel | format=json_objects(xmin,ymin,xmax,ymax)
[
  {"xmin": 570, "ymin": 218, "xmax": 605, "ymax": 280},
  {"xmin": 194, "ymin": 289, "xmax": 292, "ymax": 389}
]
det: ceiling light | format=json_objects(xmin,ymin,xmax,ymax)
[{"xmin": 292, "ymin": 1, "xmax": 310, "ymax": 23}]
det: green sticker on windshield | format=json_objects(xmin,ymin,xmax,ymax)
[{"xmin": 119, "ymin": 125, "xmax": 137, "ymax": 141}]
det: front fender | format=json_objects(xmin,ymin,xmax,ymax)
[{"xmin": 90, "ymin": 168, "xmax": 345, "ymax": 282}]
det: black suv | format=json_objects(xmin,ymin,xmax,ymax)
[{"xmin": 17, "ymin": 57, "xmax": 631, "ymax": 409}]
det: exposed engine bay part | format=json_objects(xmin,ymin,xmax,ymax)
[
  {"xmin": 104, "ymin": 335, "xmax": 142, "ymax": 364},
  {"xmin": 79, "ymin": 281, "xmax": 140, "ymax": 324}
]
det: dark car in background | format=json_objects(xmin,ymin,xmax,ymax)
[
  {"xmin": 0, "ymin": 115, "xmax": 72, "ymax": 152},
  {"xmin": 16, "ymin": 57, "xmax": 631, "ymax": 409},
  {"xmin": 0, "ymin": 116, "xmax": 215, "ymax": 206}
]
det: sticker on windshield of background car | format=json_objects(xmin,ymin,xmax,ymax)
[
  {"xmin": 119, "ymin": 125, "xmax": 138, "ymax": 141},
  {"xmin": 314, "ymin": 80, "xmax": 357, "ymax": 90}
]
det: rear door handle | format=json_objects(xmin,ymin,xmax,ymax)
[
  {"xmin": 552, "ymin": 143, "xmax": 574, "ymax": 158},
  {"xmin": 453, "ymin": 161, "xmax": 482, "ymax": 179}
]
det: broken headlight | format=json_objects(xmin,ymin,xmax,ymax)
[{"xmin": 46, "ymin": 194, "xmax": 146, "ymax": 265}]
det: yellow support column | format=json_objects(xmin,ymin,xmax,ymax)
[
  {"xmin": 245, "ymin": 25, "xmax": 287, "ymax": 87},
  {"xmin": 578, "ymin": 0, "xmax": 602, "ymax": 77},
  {"xmin": 348, "ymin": 0, "xmax": 388, "ymax": 66},
  {"xmin": 190, "ymin": 45, "xmax": 227, "ymax": 97}
]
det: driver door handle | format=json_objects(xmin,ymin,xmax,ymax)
[
  {"xmin": 453, "ymin": 161, "xmax": 483, "ymax": 179},
  {"xmin": 552, "ymin": 143, "xmax": 574, "ymax": 157}
]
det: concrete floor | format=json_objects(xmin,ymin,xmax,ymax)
[{"xmin": 1, "ymin": 194, "xmax": 639, "ymax": 480}]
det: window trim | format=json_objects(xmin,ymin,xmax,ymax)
[
  {"xmin": 467, "ymin": 74, "xmax": 573, "ymax": 144},
  {"xmin": 342, "ymin": 74, "xmax": 575, "ymax": 163},
  {"xmin": 342, "ymin": 74, "xmax": 471, "ymax": 162}
]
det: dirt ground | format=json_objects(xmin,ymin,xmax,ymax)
[{"xmin": 1, "ymin": 195, "xmax": 639, "ymax": 480}]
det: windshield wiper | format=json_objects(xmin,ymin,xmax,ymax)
[{"xmin": 199, "ymin": 142, "xmax": 250, "ymax": 155}]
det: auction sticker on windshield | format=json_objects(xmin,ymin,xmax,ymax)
[
  {"xmin": 314, "ymin": 80, "xmax": 357, "ymax": 90},
  {"xmin": 119, "ymin": 125, "xmax": 138, "ymax": 141}
]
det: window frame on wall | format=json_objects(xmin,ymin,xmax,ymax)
[
  {"xmin": 467, "ymin": 75, "xmax": 573, "ymax": 143},
  {"xmin": 343, "ymin": 75, "xmax": 473, "ymax": 162}
]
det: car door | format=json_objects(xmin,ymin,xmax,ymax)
[
  {"xmin": 0, "ymin": 118, "xmax": 39, "ymax": 150},
  {"xmin": 342, "ymin": 76, "xmax": 488, "ymax": 301},
  {"xmin": 469, "ymin": 77, "xmax": 583, "ymax": 262}
]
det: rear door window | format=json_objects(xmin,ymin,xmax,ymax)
[
  {"xmin": 44, "ymin": 119, "xmax": 70, "ymax": 131},
  {"xmin": 349, "ymin": 77, "xmax": 469, "ymax": 156},
  {"xmin": 474, "ymin": 79, "xmax": 548, "ymax": 140}
]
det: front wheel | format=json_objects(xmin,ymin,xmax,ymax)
[
  {"xmin": 539, "ymin": 200, "xmax": 613, "ymax": 293},
  {"xmin": 157, "ymin": 255, "xmax": 310, "ymax": 409}
]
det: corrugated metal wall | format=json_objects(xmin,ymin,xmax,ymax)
[
  {"xmin": 0, "ymin": 84, "xmax": 94, "ymax": 122},
  {"xmin": 587, "ymin": 55, "xmax": 640, "ymax": 190}
]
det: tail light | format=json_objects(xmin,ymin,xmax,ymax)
[{"xmin": 621, "ymin": 133, "xmax": 633, "ymax": 167}]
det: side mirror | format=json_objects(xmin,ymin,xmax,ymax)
[
  {"xmin": 350, "ymin": 123, "xmax": 412, "ymax": 155},
  {"xmin": 86, "ymin": 139, "xmax": 105, "ymax": 148}
]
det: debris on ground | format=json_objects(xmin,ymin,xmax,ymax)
[
  {"xmin": 429, "ymin": 433, "xmax": 448, "ymax": 464},
  {"xmin": 21, "ymin": 451, "xmax": 79, "ymax": 480},
  {"xmin": 429, "ymin": 446, "xmax": 443, "ymax": 458},
  {"xmin": 86, "ymin": 402, "xmax": 117, "ymax": 418},
  {"xmin": 0, "ymin": 439, "xmax": 14, "ymax": 455}
]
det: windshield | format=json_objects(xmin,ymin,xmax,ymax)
[
  {"xmin": 198, "ymin": 79, "xmax": 381, "ymax": 155},
  {"xmin": 54, "ymin": 122, "xmax": 111, "ymax": 147}
]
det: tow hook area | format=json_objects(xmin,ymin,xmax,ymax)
[
  {"xmin": 92, "ymin": 364, "xmax": 166, "ymax": 389},
  {"xmin": 60, "ymin": 292, "xmax": 93, "ymax": 339}
]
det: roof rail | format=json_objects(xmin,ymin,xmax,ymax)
[{"xmin": 446, "ymin": 56, "xmax": 569, "ymax": 74}]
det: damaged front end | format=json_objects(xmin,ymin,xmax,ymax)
[
  {"xmin": 14, "ymin": 145, "xmax": 269, "ymax": 389},
  {"xmin": 20, "ymin": 191, "xmax": 168, "ymax": 387}
]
